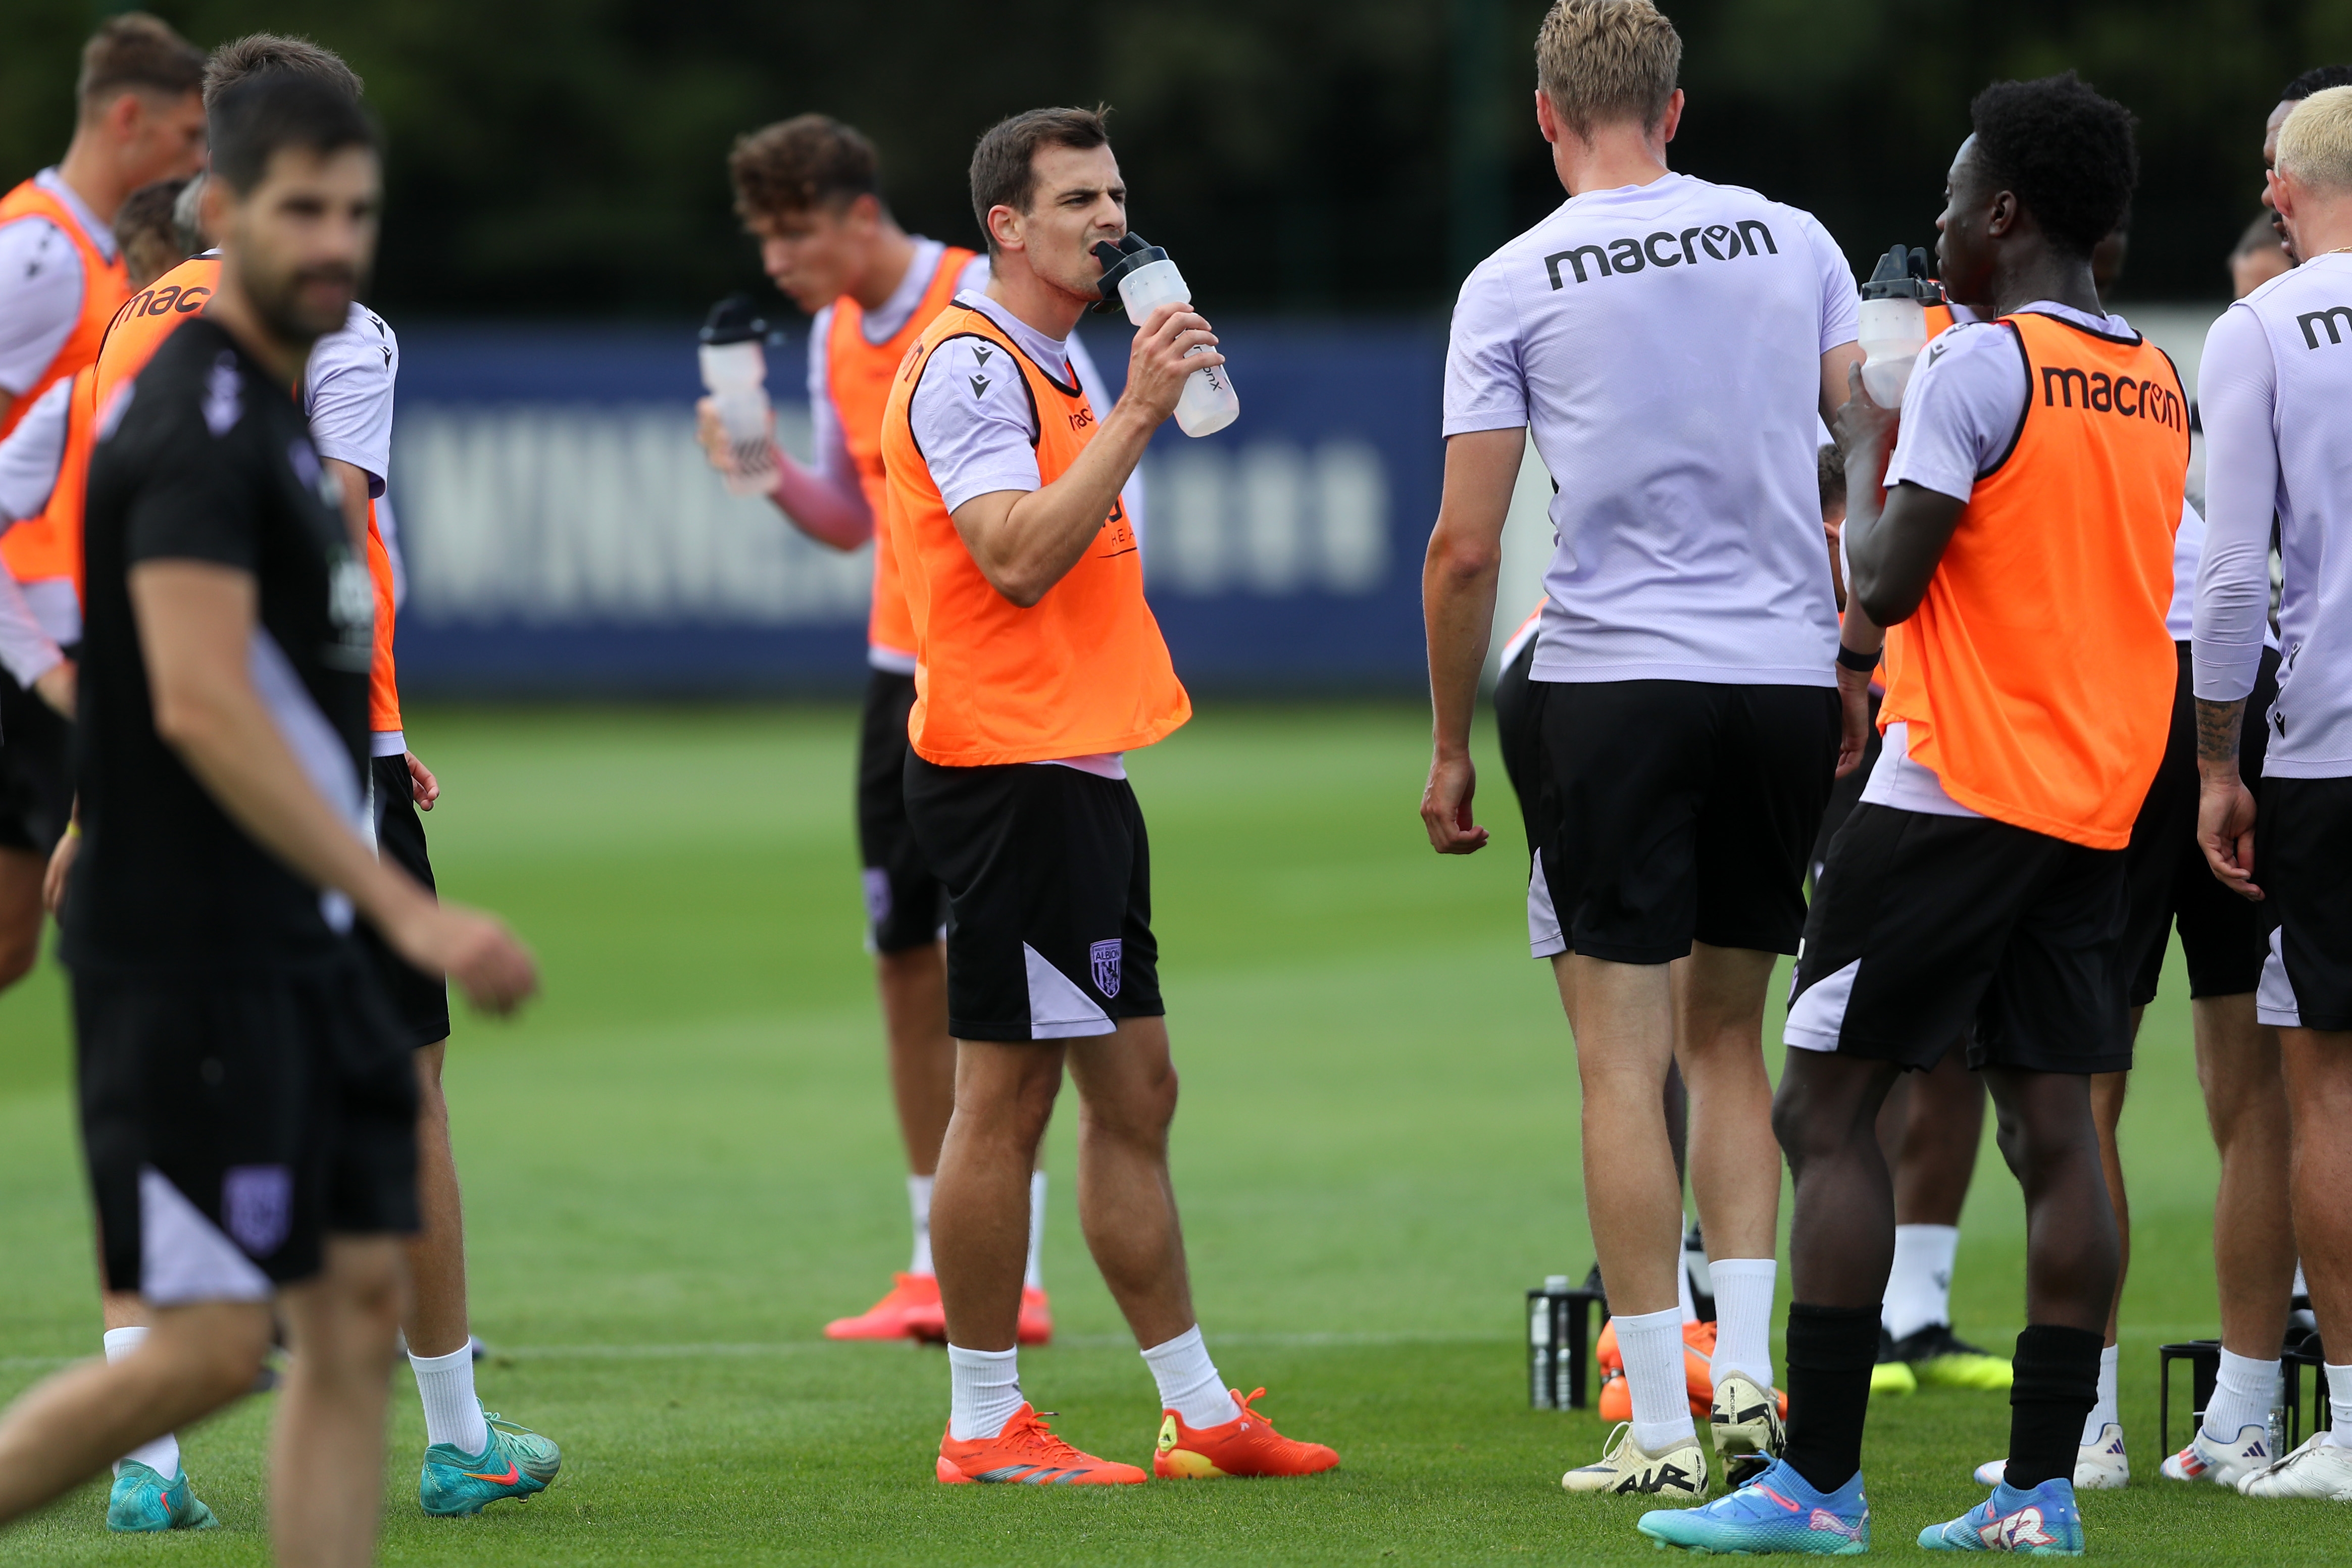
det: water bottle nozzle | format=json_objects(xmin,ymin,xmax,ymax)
[
  {"xmin": 699, "ymin": 292, "xmax": 769, "ymax": 345},
  {"xmin": 1090, "ymin": 232, "xmax": 1167, "ymax": 313},
  {"xmin": 1860, "ymin": 243, "xmax": 1942, "ymax": 303}
]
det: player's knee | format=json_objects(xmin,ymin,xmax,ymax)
[{"xmin": 1770, "ymin": 1075, "xmax": 1846, "ymax": 1174}]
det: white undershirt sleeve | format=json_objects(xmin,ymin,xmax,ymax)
[
  {"xmin": 0, "ymin": 558, "xmax": 62, "ymax": 687},
  {"xmin": 1441, "ymin": 259, "xmax": 1529, "ymax": 437},
  {"xmin": 0, "ymin": 376, "xmax": 75, "ymax": 525},
  {"xmin": 1883, "ymin": 323, "xmax": 2027, "ymax": 502},
  {"xmin": 905, "ymin": 336, "xmax": 1042, "ymax": 512},
  {"xmin": 0, "ymin": 218, "xmax": 83, "ymax": 397},
  {"xmin": 2192, "ymin": 303, "xmax": 2276, "ymax": 705}
]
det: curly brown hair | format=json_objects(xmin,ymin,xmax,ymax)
[{"xmin": 729, "ymin": 116, "xmax": 880, "ymax": 222}]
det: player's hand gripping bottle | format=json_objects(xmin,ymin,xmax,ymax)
[
  {"xmin": 1090, "ymin": 233, "xmax": 1238, "ymax": 437},
  {"xmin": 1857, "ymin": 244, "xmax": 1941, "ymax": 409},
  {"xmin": 697, "ymin": 293, "xmax": 779, "ymax": 496}
]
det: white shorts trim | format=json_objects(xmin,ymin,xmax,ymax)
[
  {"xmin": 1784, "ymin": 957, "xmax": 1863, "ymax": 1053},
  {"xmin": 140, "ymin": 1167, "xmax": 273, "ymax": 1307},
  {"xmin": 2257, "ymin": 928, "xmax": 2303, "ymax": 1029},
  {"xmin": 1528, "ymin": 852, "xmax": 1566, "ymax": 959},
  {"xmin": 1023, "ymin": 943, "xmax": 1116, "ymax": 1039}
]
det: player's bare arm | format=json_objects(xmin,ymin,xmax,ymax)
[
  {"xmin": 2195, "ymin": 695, "xmax": 2261, "ymax": 900},
  {"xmin": 1419, "ymin": 426, "xmax": 1520, "ymax": 855},
  {"xmin": 129, "ymin": 560, "xmax": 535, "ymax": 1010},
  {"xmin": 693, "ymin": 398, "xmax": 875, "ymax": 549},
  {"xmin": 949, "ymin": 300, "xmax": 1214, "ymax": 608}
]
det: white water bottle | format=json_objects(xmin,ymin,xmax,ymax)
[
  {"xmin": 1857, "ymin": 243, "xmax": 1941, "ymax": 409},
  {"xmin": 1092, "ymin": 236, "xmax": 1238, "ymax": 437},
  {"xmin": 698, "ymin": 294, "xmax": 779, "ymax": 496}
]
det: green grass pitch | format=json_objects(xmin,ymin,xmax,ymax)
[{"xmin": 0, "ymin": 701, "xmax": 2340, "ymax": 1562}]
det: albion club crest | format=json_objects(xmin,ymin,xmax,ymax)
[
  {"xmin": 1090, "ymin": 939, "xmax": 1122, "ymax": 999},
  {"xmin": 222, "ymin": 1164, "xmax": 293, "ymax": 1257}
]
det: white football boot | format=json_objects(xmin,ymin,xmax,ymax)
[
  {"xmin": 1971, "ymin": 1422, "xmax": 2130, "ymax": 1491},
  {"xmin": 1561, "ymin": 1422, "xmax": 1708, "ymax": 1498},
  {"xmin": 2159, "ymin": 1421, "xmax": 2274, "ymax": 1488},
  {"xmin": 2238, "ymin": 1433, "xmax": 2352, "ymax": 1499}
]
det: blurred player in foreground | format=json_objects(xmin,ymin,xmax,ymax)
[
  {"xmin": 2194, "ymin": 84, "xmax": 2352, "ymax": 1501},
  {"xmin": 707, "ymin": 115, "xmax": 1144, "ymax": 1346},
  {"xmin": 0, "ymin": 14, "xmax": 207, "ymax": 994},
  {"xmin": 41, "ymin": 34, "xmax": 564, "ymax": 1526},
  {"xmin": 883, "ymin": 105, "xmax": 1336, "ymax": 1485},
  {"xmin": 1427, "ymin": 0, "xmax": 1860, "ymax": 1497},
  {"xmin": 0, "ymin": 71, "xmax": 535, "ymax": 1563}
]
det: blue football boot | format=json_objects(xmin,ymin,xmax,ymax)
[
  {"xmin": 106, "ymin": 1460, "xmax": 219, "ymax": 1532},
  {"xmin": 1637, "ymin": 1457, "xmax": 1869, "ymax": 1555},
  {"xmin": 1918, "ymin": 1476, "xmax": 2084, "ymax": 1555}
]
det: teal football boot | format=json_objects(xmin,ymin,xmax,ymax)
[
  {"xmin": 106, "ymin": 1460, "xmax": 219, "ymax": 1532},
  {"xmin": 419, "ymin": 1406, "xmax": 559, "ymax": 1516}
]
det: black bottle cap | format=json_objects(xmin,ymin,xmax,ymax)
[
  {"xmin": 1090, "ymin": 232, "xmax": 1167, "ymax": 314},
  {"xmin": 699, "ymin": 292, "xmax": 768, "ymax": 345},
  {"xmin": 1860, "ymin": 243, "xmax": 1942, "ymax": 304}
]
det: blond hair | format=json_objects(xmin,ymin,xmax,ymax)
[
  {"xmin": 2277, "ymin": 86, "xmax": 2352, "ymax": 194},
  {"xmin": 1535, "ymin": 0, "xmax": 1682, "ymax": 141}
]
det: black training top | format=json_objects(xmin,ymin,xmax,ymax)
[{"xmin": 65, "ymin": 316, "xmax": 374, "ymax": 974}]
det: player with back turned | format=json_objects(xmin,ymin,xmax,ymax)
[
  {"xmin": 1647, "ymin": 74, "xmax": 2180, "ymax": 1555},
  {"xmin": 1426, "ymin": 0, "xmax": 1863, "ymax": 1498},
  {"xmin": 0, "ymin": 71, "xmax": 535, "ymax": 1563}
]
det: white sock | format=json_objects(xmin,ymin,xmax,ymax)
[
  {"xmin": 1616, "ymin": 1305, "xmax": 1699, "ymax": 1455},
  {"xmin": 1025, "ymin": 1172, "xmax": 1046, "ymax": 1291},
  {"xmin": 908, "ymin": 1174, "xmax": 935, "ymax": 1277},
  {"xmin": 2202, "ymin": 1347, "xmax": 2280, "ymax": 1444},
  {"xmin": 1677, "ymin": 1246, "xmax": 1698, "ymax": 1324},
  {"xmin": 947, "ymin": 1344, "xmax": 1024, "ymax": 1441},
  {"xmin": 410, "ymin": 1344, "xmax": 489, "ymax": 1455},
  {"xmin": 1141, "ymin": 1326, "xmax": 1240, "ymax": 1428},
  {"xmin": 1708, "ymin": 1258, "xmax": 1777, "ymax": 1390},
  {"xmin": 103, "ymin": 1328, "xmax": 180, "ymax": 1479},
  {"xmin": 2079, "ymin": 1343, "xmax": 2120, "ymax": 1445},
  {"xmin": 2327, "ymin": 1363, "xmax": 2352, "ymax": 1448},
  {"xmin": 1881, "ymin": 1224, "xmax": 1959, "ymax": 1341}
]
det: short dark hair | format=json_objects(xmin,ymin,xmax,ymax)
[
  {"xmin": 728, "ymin": 115, "xmax": 879, "ymax": 222},
  {"xmin": 76, "ymin": 13, "xmax": 205, "ymax": 116},
  {"xmin": 204, "ymin": 34, "xmax": 364, "ymax": 111},
  {"xmin": 208, "ymin": 72, "xmax": 378, "ymax": 195},
  {"xmin": 1969, "ymin": 72, "xmax": 2139, "ymax": 259},
  {"xmin": 114, "ymin": 177, "xmax": 189, "ymax": 257},
  {"xmin": 969, "ymin": 106, "xmax": 1110, "ymax": 257},
  {"xmin": 1816, "ymin": 442, "xmax": 1846, "ymax": 522},
  {"xmin": 2282, "ymin": 65, "xmax": 2352, "ymax": 102},
  {"xmin": 2233, "ymin": 211, "xmax": 2284, "ymax": 258}
]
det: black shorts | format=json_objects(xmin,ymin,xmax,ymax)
[
  {"xmin": 903, "ymin": 753, "xmax": 1163, "ymax": 1042},
  {"xmin": 1491, "ymin": 635, "xmax": 1544, "ymax": 856},
  {"xmin": 2256, "ymin": 775, "xmax": 2352, "ymax": 1032},
  {"xmin": 75, "ymin": 946, "xmax": 420, "ymax": 1302},
  {"xmin": 1788, "ymin": 804, "xmax": 2132, "ymax": 1074},
  {"xmin": 0, "ymin": 666, "xmax": 72, "ymax": 855},
  {"xmin": 352, "ymin": 752, "xmax": 453, "ymax": 1049},
  {"xmin": 859, "ymin": 671, "xmax": 947, "ymax": 954},
  {"xmin": 2121, "ymin": 643, "xmax": 2279, "ymax": 1006},
  {"xmin": 1528, "ymin": 679, "xmax": 1838, "ymax": 964}
]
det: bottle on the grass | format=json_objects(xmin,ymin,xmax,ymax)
[
  {"xmin": 698, "ymin": 293, "xmax": 779, "ymax": 496},
  {"xmin": 1857, "ymin": 243, "xmax": 1941, "ymax": 409},
  {"xmin": 1091, "ymin": 233, "xmax": 1238, "ymax": 437}
]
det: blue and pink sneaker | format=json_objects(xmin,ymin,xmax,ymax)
[
  {"xmin": 1918, "ymin": 1476, "xmax": 2084, "ymax": 1555},
  {"xmin": 1637, "ymin": 1457, "xmax": 1869, "ymax": 1555}
]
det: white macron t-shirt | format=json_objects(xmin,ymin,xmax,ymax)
[
  {"xmin": 0, "ymin": 170, "xmax": 116, "ymax": 397},
  {"xmin": 1445, "ymin": 170, "xmax": 1858, "ymax": 687},
  {"xmin": 302, "ymin": 298, "xmax": 407, "ymax": 755}
]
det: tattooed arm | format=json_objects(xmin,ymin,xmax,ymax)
[
  {"xmin": 2194, "ymin": 696, "xmax": 2261, "ymax": 900},
  {"xmin": 2191, "ymin": 305, "xmax": 2276, "ymax": 903}
]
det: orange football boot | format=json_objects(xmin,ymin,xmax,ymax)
[
  {"xmin": 1591, "ymin": 1319, "xmax": 1780, "ymax": 1420},
  {"xmin": 903, "ymin": 1284, "xmax": 1053, "ymax": 1345},
  {"xmin": 936, "ymin": 1404, "xmax": 1147, "ymax": 1485},
  {"xmin": 1152, "ymin": 1388, "xmax": 1340, "ymax": 1479},
  {"xmin": 825, "ymin": 1274, "xmax": 937, "ymax": 1341}
]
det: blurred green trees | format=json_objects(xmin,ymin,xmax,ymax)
[{"xmin": 3, "ymin": 0, "xmax": 2346, "ymax": 317}]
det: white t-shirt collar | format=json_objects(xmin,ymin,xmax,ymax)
[{"xmin": 950, "ymin": 289, "xmax": 1075, "ymax": 385}]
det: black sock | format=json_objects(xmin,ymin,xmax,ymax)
[
  {"xmin": 1781, "ymin": 1302, "xmax": 1881, "ymax": 1494},
  {"xmin": 2005, "ymin": 1325, "xmax": 2104, "ymax": 1490}
]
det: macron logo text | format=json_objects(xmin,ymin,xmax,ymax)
[{"xmin": 1545, "ymin": 221, "xmax": 1778, "ymax": 288}]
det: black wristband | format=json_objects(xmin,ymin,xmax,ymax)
[{"xmin": 1836, "ymin": 643, "xmax": 1881, "ymax": 674}]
